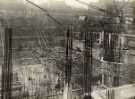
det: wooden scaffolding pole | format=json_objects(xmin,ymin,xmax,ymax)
[
  {"xmin": 1, "ymin": 28, "xmax": 13, "ymax": 99},
  {"xmin": 83, "ymin": 32, "xmax": 93, "ymax": 99},
  {"xmin": 63, "ymin": 27, "xmax": 73, "ymax": 99}
]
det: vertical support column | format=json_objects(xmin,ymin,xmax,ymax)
[
  {"xmin": 113, "ymin": 65, "xmax": 119, "ymax": 87},
  {"xmin": 65, "ymin": 27, "xmax": 73, "ymax": 86},
  {"xmin": 63, "ymin": 27, "xmax": 73, "ymax": 99},
  {"xmin": 83, "ymin": 32, "xmax": 93, "ymax": 99},
  {"xmin": 1, "ymin": 28, "xmax": 13, "ymax": 99},
  {"xmin": 113, "ymin": 33, "xmax": 119, "ymax": 87}
]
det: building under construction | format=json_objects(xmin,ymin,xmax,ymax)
[{"xmin": 0, "ymin": 0, "xmax": 135, "ymax": 99}]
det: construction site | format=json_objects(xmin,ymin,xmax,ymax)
[{"xmin": 0, "ymin": 0, "xmax": 135, "ymax": 99}]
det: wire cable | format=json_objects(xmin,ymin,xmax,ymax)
[{"xmin": 25, "ymin": 0, "xmax": 63, "ymax": 26}]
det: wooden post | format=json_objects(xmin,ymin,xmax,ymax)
[{"xmin": 1, "ymin": 28, "xmax": 13, "ymax": 99}]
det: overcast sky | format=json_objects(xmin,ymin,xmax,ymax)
[
  {"xmin": 0, "ymin": 0, "xmax": 130, "ymax": 10},
  {"xmin": 22, "ymin": 0, "xmax": 133, "ymax": 10},
  {"xmin": 29, "ymin": 0, "xmax": 99, "ymax": 9}
]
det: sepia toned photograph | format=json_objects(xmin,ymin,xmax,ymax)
[{"xmin": 0, "ymin": 0, "xmax": 135, "ymax": 99}]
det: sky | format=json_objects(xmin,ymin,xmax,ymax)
[
  {"xmin": 26, "ymin": 0, "xmax": 132, "ymax": 9},
  {"xmin": 30, "ymin": 0, "xmax": 99, "ymax": 9},
  {"xmin": 65, "ymin": 0, "xmax": 99, "ymax": 9}
]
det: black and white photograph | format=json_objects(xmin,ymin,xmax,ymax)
[{"xmin": 0, "ymin": 0, "xmax": 135, "ymax": 99}]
